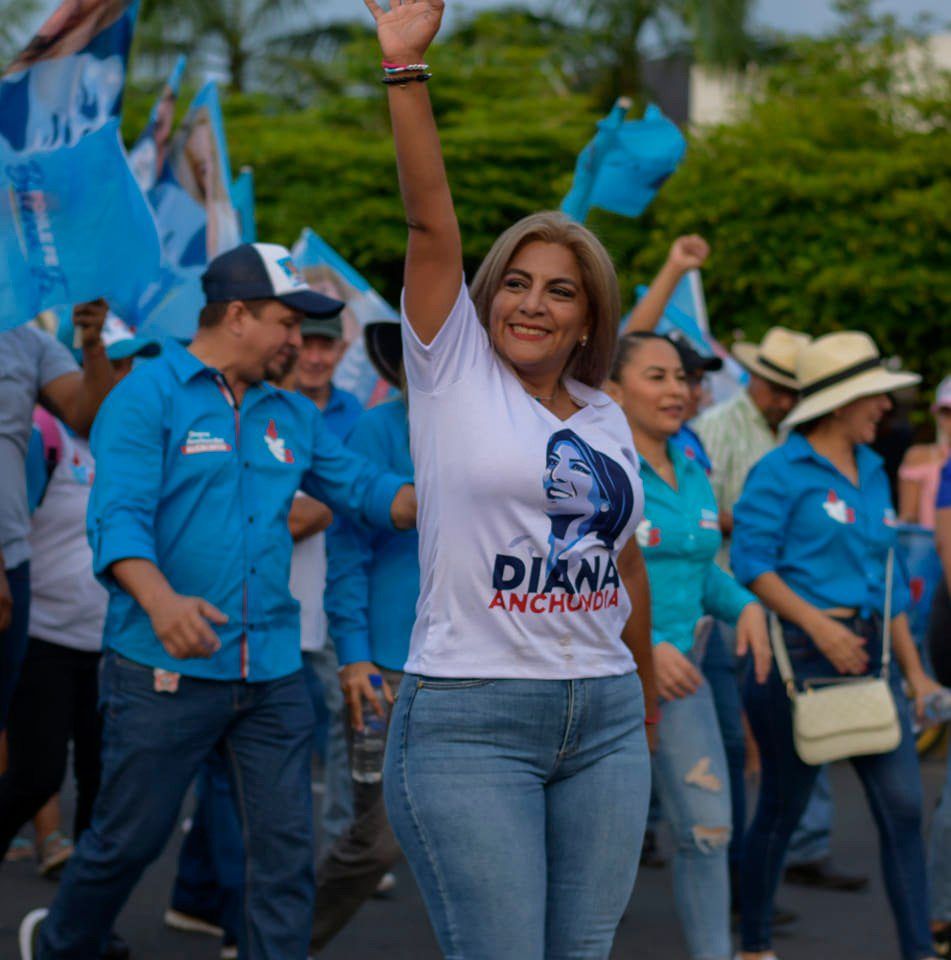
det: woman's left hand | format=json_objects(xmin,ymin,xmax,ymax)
[
  {"xmin": 907, "ymin": 671, "xmax": 944, "ymax": 725},
  {"xmin": 736, "ymin": 603, "xmax": 772, "ymax": 684}
]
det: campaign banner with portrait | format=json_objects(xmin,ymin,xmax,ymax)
[
  {"xmin": 0, "ymin": 0, "xmax": 160, "ymax": 331},
  {"xmin": 134, "ymin": 81, "xmax": 241, "ymax": 339},
  {"xmin": 128, "ymin": 54, "xmax": 186, "ymax": 194},
  {"xmin": 231, "ymin": 167, "xmax": 257, "ymax": 244},
  {"xmin": 291, "ymin": 227, "xmax": 399, "ymax": 406}
]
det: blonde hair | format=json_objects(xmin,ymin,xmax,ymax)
[{"xmin": 469, "ymin": 211, "xmax": 621, "ymax": 388}]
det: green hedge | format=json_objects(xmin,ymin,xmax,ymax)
[{"xmin": 122, "ymin": 13, "xmax": 951, "ymax": 400}]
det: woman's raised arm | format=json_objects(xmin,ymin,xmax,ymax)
[{"xmin": 364, "ymin": 0, "xmax": 462, "ymax": 344}]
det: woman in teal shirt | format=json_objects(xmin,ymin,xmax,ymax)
[{"xmin": 608, "ymin": 332, "xmax": 771, "ymax": 960}]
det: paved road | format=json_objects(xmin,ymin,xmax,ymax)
[{"xmin": 1, "ymin": 756, "xmax": 946, "ymax": 959}]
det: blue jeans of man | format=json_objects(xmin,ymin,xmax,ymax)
[
  {"xmin": 740, "ymin": 617, "xmax": 932, "ymax": 960},
  {"xmin": 38, "ymin": 654, "xmax": 315, "ymax": 960},
  {"xmin": 384, "ymin": 672, "xmax": 650, "ymax": 960},
  {"xmin": 654, "ymin": 669, "xmax": 733, "ymax": 960},
  {"xmin": 170, "ymin": 749, "xmax": 244, "ymax": 944},
  {"xmin": 0, "ymin": 561, "xmax": 30, "ymax": 733},
  {"xmin": 700, "ymin": 623, "xmax": 746, "ymax": 883},
  {"xmin": 303, "ymin": 648, "xmax": 353, "ymax": 862},
  {"xmin": 929, "ymin": 742, "xmax": 951, "ymax": 923}
]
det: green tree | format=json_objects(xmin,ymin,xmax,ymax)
[
  {"xmin": 0, "ymin": 0, "xmax": 42, "ymax": 67},
  {"xmin": 135, "ymin": 0, "xmax": 341, "ymax": 93},
  {"xmin": 561, "ymin": 0, "xmax": 759, "ymax": 105},
  {"xmin": 592, "ymin": 1, "xmax": 951, "ymax": 400}
]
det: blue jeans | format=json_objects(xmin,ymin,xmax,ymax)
[
  {"xmin": 170, "ymin": 750, "xmax": 244, "ymax": 944},
  {"xmin": 0, "ymin": 561, "xmax": 30, "ymax": 733},
  {"xmin": 384, "ymin": 672, "xmax": 650, "ymax": 960},
  {"xmin": 786, "ymin": 766, "xmax": 833, "ymax": 865},
  {"xmin": 929, "ymin": 742, "xmax": 951, "ymax": 922},
  {"xmin": 38, "ymin": 654, "xmax": 315, "ymax": 960},
  {"xmin": 303, "ymin": 648, "xmax": 353, "ymax": 861},
  {"xmin": 740, "ymin": 618, "xmax": 932, "ymax": 959},
  {"xmin": 701, "ymin": 623, "xmax": 746, "ymax": 878},
  {"xmin": 654, "ymin": 675, "xmax": 732, "ymax": 960}
]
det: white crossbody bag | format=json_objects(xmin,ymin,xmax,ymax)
[{"xmin": 768, "ymin": 550, "xmax": 901, "ymax": 766}]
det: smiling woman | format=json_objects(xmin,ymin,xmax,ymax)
[{"xmin": 361, "ymin": 0, "xmax": 657, "ymax": 956}]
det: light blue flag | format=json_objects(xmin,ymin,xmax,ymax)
[
  {"xmin": 134, "ymin": 81, "xmax": 241, "ymax": 339},
  {"xmin": 291, "ymin": 227, "xmax": 399, "ymax": 406},
  {"xmin": 561, "ymin": 101, "xmax": 687, "ymax": 224},
  {"xmin": 0, "ymin": 0, "xmax": 160, "ymax": 331},
  {"xmin": 128, "ymin": 54, "xmax": 187, "ymax": 193},
  {"xmin": 231, "ymin": 168, "xmax": 257, "ymax": 243}
]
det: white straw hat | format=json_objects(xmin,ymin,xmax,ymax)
[
  {"xmin": 782, "ymin": 331, "xmax": 920, "ymax": 430},
  {"xmin": 731, "ymin": 327, "xmax": 812, "ymax": 390}
]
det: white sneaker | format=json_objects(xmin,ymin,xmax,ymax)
[
  {"xmin": 19, "ymin": 908, "xmax": 48, "ymax": 960},
  {"xmin": 164, "ymin": 908, "xmax": 225, "ymax": 938}
]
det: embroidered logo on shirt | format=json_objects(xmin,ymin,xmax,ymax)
[
  {"xmin": 699, "ymin": 508, "xmax": 719, "ymax": 531},
  {"xmin": 264, "ymin": 419, "xmax": 295, "ymax": 464},
  {"xmin": 180, "ymin": 430, "xmax": 232, "ymax": 455},
  {"xmin": 822, "ymin": 489, "xmax": 855, "ymax": 525},
  {"xmin": 69, "ymin": 451, "xmax": 94, "ymax": 486},
  {"xmin": 883, "ymin": 507, "xmax": 897, "ymax": 527},
  {"xmin": 635, "ymin": 518, "xmax": 662, "ymax": 548}
]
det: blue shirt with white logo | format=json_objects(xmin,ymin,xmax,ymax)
[
  {"xmin": 639, "ymin": 442, "xmax": 754, "ymax": 653},
  {"xmin": 731, "ymin": 431, "xmax": 910, "ymax": 617},
  {"xmin": 88, "ymin": 341, "xmax": 405, "ymax": 682}
]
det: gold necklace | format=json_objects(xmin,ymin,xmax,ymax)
[{"xmin": 519, "ymin": 376, "xmax": 561, "ymax": 404}]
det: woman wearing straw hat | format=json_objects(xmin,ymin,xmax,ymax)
[{"xmin": 731, "ymin": 331, "xmax": 944, "ymax": 960}]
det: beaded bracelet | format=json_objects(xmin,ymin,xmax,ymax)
[
  {"xmin": 382, "ymin": 61, "xmax": 430, "ymax": 75},
  {"xmin": 382, "ymin": 72, "xmax": 433, "ymax": 86}
]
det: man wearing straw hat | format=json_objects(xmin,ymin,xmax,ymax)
[{"xmin": 695, "ymin": 327, "xmax": 810, "ymax": 545}]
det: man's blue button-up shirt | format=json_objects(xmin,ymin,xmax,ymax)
[
  {"xmin": 639, "ymin": 443, "xmax": 754, "ymax": 653},
  {"xmin": 325, "ymin": 399, "xmax": 419, "ymax": 672},
  {"xmin": 88, "ymin": 341, "xmax": 405, "ymax": 682},
  {"xmin": 731, "ymin": 431, "xmax": 910, "ymax": 617}
]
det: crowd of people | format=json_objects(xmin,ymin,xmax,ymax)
[{"xmin": 1, "ymin": 1, "xmax": 951, "ymax": 959}]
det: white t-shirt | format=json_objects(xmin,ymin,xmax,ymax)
[
  {"xmin": 289, "ymin": 493, "xmax": 329, "ymax": 653},
  {"xmin": 28, "ymin": 421, "xmax": 107, "ymax": 652},
  {"xmin": 402, "ymin": 283, "xmax": 645, "ymax": 679}
]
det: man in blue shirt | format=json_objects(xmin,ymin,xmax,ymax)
[{"xmin": 22, "ymin": 243, "xmax": 415, "ymax": 960}]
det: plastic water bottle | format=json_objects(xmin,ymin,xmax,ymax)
[
  {"xmin": 923, "ymin": 688, "xmax": 951, "ymax": 726},
  {"xmin": 352, "ymin": 674, "xmax": 388, "ymax": 784}
]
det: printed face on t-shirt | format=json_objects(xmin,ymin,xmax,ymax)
[{"xmin": 543, "ymin": 428, "xmax": 635, "ymax": 574}]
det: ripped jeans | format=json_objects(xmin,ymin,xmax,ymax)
[{"xmin": 653, "ymin": 676, "xmax": 732, "ymax": 960}]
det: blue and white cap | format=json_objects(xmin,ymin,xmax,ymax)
[
  {"xmin": 202, "ymin": 243, "xmax": 344, "ymax": 319},
  {"xmin": 101, "ymin": 312, "xmax": 162, "ymax": 361}
]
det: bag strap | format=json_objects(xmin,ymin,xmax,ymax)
[
  {"xmin": 770, "ymin": 546, "xmax": 894, "ymax": 695},
  {"xmin": 768, "ymin": 612, "xmax": 797, "ymax": 699},
  {"xmin": 881, "ymin": 547, "xmax": 893, "ymax": 680}
]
